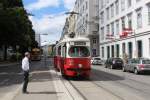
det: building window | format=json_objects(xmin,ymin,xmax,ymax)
[
  {"xmin": 136, "ymin": 8, "xmax": 142, "ymax": 29},
  {"xmin": 121, "ymin": 0, "xmax": 125, "ymax": 11},
  {"xmin": 115, "ymin": 0, "xmax": 119, "ymax": 15},
  {"xmin": 111, "ymin": 4, "xmax": 114, "ymax": 17},
  {"xmin": 111, "ymin": 22, "xmax": 114, "ymax": 36},
  {"xmin": 106, "ymin": 7, "xmax": 110, "ymax": 20},
  {"xmin": 93, "ymin": 38, "xmax": 97, "ymax": 44},
  {"xmin": 111, "ymin": 45, "xmax": 114, "ymax": 57},
  {"xmin": 147, "ymin": 4, "xmax": 150, "ymax": 25},
  {"xmin": 137, "ymin": 40, "xmax": 143, "ymax": 57},
  {"xmin": 102, "ymin": 47, "xmax": 104, "ymax": 58},
  {"xmin": 116, "ymin": 20, "xmax": 119, "ymax": 35},
  {"xmin": 92, "ymin": 49, "xmax": 96, "ymax": 56},
  {"xmin": 86, "ymin": 1, "xmax": 88, "ymax": 9},
  {"xmin": 121, "ymin": 17, "xmax": 125, "ymax": 31},
  {"xmin": 101, "ymin": 11, "xmax": 104, "ymax": 24},
  {"xmin": 128, "ymin": 13, "xmax": 132, "ymax": 29},
  {"xmin": 107, "ymin": 24, "xmax": 110, "ymax": 34},
  {"xmin": 107, "ymin": 46, "xmax": 110, "ymax": 58},
  {"xmin": 116, "ymin": 44, "xmax": 120, "ymax": 57},
  {"xmin": 122, "ymin": 43, "xmax": 126, "ymax": 54},
  {"xmin": 101, "ymin": 27, "xmax": 105, "ymax": 40},
  {"xmin": 127, "ymin": 0, "xmax": 132, "ymax": 7},
  {"xmin": 128, "ymin": 42, "xmax": 133, "ymax": 58}
]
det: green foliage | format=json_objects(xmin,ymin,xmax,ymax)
[{"xmin": 0, "ymin": 0, "xmax": 37, "ymax": 56}]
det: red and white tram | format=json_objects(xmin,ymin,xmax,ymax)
[{"xmin": 54, "ymin": 37, "xmax": 91, "ymax": 78}]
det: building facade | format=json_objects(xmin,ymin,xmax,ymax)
[
  {"xmin": 99, "ymin": 0, "xmax": 150, "ymax": 60},
  {"xmin": 74, "ymin": 0, "xmax": 100, "ymax": 57},
  {"xmin": 35, "ymin": 34, "xmax": 41, "ymax": 47},
  {"xmin": 60, "ymin": 18, "xmax": 69, "ymax": 40}
]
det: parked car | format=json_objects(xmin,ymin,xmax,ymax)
[
  {"xmin": 91, "ymin": 57, "xmax": 103, "ymax": 65},
  {"xmin": 105, "ymin": 57, "xmax": 124, "ymax": 69},
  {"xmin": 123, "ymin": 58, "xmax": 150, "ymax": 74}
]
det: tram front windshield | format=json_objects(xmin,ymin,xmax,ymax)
[{"xmin": 69, "ymin": 46, "xmax": 90, "ymax": 57}]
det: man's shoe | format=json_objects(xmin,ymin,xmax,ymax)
[{"xmin": 22, "ymin": 91, "xmax": 29, "ymax": 94}]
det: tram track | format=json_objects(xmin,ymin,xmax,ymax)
[
  {"xmin": 92, "ymin": 69, "xmax": 150, "ymax": 100},
  {"xmin": 65, "ymin": 69, "xmax": 149, "ymax": 100},
  {"xmin": 65, "ymin": 75, "xmax": 125, "ymax": 100},
  {"xmin": 60, "ymin": 76, "xmax": 87, "ymax": 100},
  {"xmin": 51, "ymin": 69, "xmax": 85, "ymax": 100},
  {"xmin": 93, "ymin": 68, "xmax": 150, "ymax": 94},
  {"xmin": 54, "ymin": 69, "xmax": 123, "ymax": 100},
  {"xmin": 63, "ymin": 78, "xmax": 88, "ymax": 100},
  {"xmin": 94, "ymin": 66, "xmax": 150, "ymax": 87},
  {"xmin": 90, "ymin": 80, "xmax": 125, "ymax": 100},
  {"xmin": 52, "ymin": 67, "xmax": 150, "ymax": 100},
  {"xmin": 69, "ymin": 78, "xmax": 124, "ymax": 100}
]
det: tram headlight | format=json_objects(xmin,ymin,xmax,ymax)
[{"xmin": 78, "ymin": 64, "xmax": 83, "ymax": 68}]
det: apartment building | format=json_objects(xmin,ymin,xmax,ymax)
[
  {"xmin": 99, "ymin": 0, "xmax": 150, "ymax": 60},
  {"xmin": 74, "ymin": 0, "xmax": 100, "ymax": 57},
  {"xmin": 35, "ymin": 34, "xmax": 41, "ymax": 47},
  {"xmin": 60, "ymin": 18, "xmax": 69, "ymax": 40},
  {"xmin": 60, "ymin": 12, "xmax": 76, "ymax": 39}
]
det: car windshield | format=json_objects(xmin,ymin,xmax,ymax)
[
  {"xmin": 142, "ymin": 60, "xmax": 150, "ymax": 64},
  {"xmin": 69, "ymin": 46, "xmax": 90, "ymax": 57},
  {"xmin": 94, "ymin": 58, "xmax": 101, "ymax": 60},
  {"xmin": 114, "ymin": 58, "xmax": 122, "ymax": 61},
  {"xmin": 131, "ymin": 59, "xmax": 140, "ymax": 64}
]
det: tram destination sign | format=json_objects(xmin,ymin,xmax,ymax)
[{"xmin": 74, "ymin": 42, "xmax": 86, "ymax": 46}]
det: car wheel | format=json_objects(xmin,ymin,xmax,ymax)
[
  {"xmin": 134, "ymin": 68, "xmax": 139, "ymax": 75},
  {"xmin": 93, "ymin": 62, "xmax": 95, "ymax": 65},
  {"xmin": 122, "ymin": 67, "xmax": 126, "ymax": 72}
]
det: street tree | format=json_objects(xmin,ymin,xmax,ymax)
[{"xmin": 0, "ymin": 0, "xmax": 37, "ymax": 60}]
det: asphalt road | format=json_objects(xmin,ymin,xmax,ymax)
[
  {"xmin": 0, "ymin": 58, "xmax": 53, "ymax": 98},
  {"xmin": 69, "ymin": 65, "xmax": 150, "ymax": 100},
  {"xmin": 1, "ymin": 59, "xmax": 150, "ymax": 100}
]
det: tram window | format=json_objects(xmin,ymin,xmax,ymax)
[
  {"xmin": 69, "ymin": 46, "xmax": 90, "ymax": 57},
  {"xmin": 58, "ymin": 46, "xmax": 61, "ymax": 56},
  {"xmin": 62, "ymin": 44, "xmax": 66, "ymax": 57}
]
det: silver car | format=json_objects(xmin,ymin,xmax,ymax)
[
  {"xmin": 91, "ymin": 57, "xmax": 103, "ymax": 65},
  {"xmin": 123, "ymin": 58, "xmax": 150, "ymax": 74}
]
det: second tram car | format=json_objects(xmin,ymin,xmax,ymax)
[
  {"xmin": 54, "ymin": 37, "xmax": 91, "ymax": 78},
  {"xmin": 31, "ymin": 48, "xmax": 41, "ymax": 61}
]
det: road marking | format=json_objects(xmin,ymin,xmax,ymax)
[
  {"xmin": 0, "ymin": 72, "xmax": 22, "ymax": 75},
  {"xmin": 50, "ymin": 69, "xmax": 84, "ymax": 100},
  {"xmin": 0, "ymin": 63, "xmax": 19, "ymax": 67}
]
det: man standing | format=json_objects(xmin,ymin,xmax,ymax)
[{"xmin": 22, "ymin": 52, "xmax": 30, "ymax": 93}]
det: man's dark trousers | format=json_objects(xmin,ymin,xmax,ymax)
[{"xmin": 22, "ymin": 71, "xmax": 29, "ymax": 93}]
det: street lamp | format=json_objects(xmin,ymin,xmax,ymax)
[{"xmin": 65, "ymin": 11, "xmax": 80, "ymax": 15}]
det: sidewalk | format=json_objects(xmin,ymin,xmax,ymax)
[{"xmin": 12, "ymin": 70, "xmax": 58, "ymax": 100}]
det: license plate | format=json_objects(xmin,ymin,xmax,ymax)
[{"xmin": 117, "ymin": 62, "xmax": 121, "ymax": 63}]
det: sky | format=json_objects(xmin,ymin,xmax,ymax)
[{"xmin": 22, "ymin": 0, "xmax": 76, "ymax": 46}]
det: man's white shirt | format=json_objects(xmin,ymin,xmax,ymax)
[{"xmin": 22, "ymin": 57, "xmax": 29, "ymax": 71}]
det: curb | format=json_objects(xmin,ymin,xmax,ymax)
[{"xmin": 50, "ymin": 69, "xmax": 84, "ymax": 100}]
